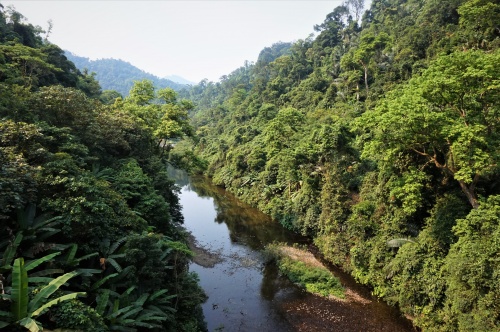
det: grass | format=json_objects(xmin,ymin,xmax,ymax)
[{"xmin": 265, "ymin": 243, "xmax": 345, "ymax": 299}]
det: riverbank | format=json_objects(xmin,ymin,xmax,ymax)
[
  {"xmin": 176, "ymin": 170, "xmax": 417, "ymax": 331},
  {"xmin": 187, "ymin": 235, "xmax": 416, "ymax": 331},
  {"xmin": 266, "ymin": 244, "xmax": 417, "ymax": 332},
  {"xmin": 266, "ymin": 244, "xmax": 371, "ymax": 304},
  {"xmin": 185, "ymin": 232, "xmax": 224, "ymax": 268}
]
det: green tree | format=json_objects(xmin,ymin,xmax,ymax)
[
  {"xmin": 443, "ymin": 195, "xmax": 500, "ymax": 330},
  {"xmin": 341, "ymin": 31, "xmax": 391, "ymax": 96},
  {"xmin": 358, "ymin": 50, "xmax": 500, "ymax": 208},
  {"xmin": 0, "ymin": 43, "xmax": 61, "ymax": 88},
  {"xmin": 122, "ymin": 80, "xmax": 193, "ymax": 150},
  {"xmin": 457, "ymin": 0, "xmax": 500, "ymax": 50}
]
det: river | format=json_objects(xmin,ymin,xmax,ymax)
[{"xmin": 170, "ymin": 168, "xmax": 416, "ymax": 332}]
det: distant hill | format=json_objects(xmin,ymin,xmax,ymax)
[
  {"xmin": 65, "ymin": 52, "xmax": 186, "ymax": 96},
  {"xmin": 165, "ymin": 75, "xmax": 195, "ymax": 85}
]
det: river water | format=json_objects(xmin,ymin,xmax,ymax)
[{"xmin": 171, "ymin": 169, "xmax": 416, "ymax": 332}]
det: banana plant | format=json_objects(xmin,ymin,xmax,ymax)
[
  {"xmin": 95, "ymin": 287, "xmax": 175, "ymax": 331},
  {"xmin": 0, "ymin": 257, "xmax": 85, "ymax": 332},
  {"xmin": 0, "ymin": 232, "xmax": 23, "ymax": 273},
  {"xmin": 99, "ymin": 237, "xmax": 128, "ymax": 272},
  {"xmin": 60, "ymin": 243, "xmax": 101, "ymax": 279},
  {"xmin": 1, "ymin": 204, "xmax": 64, "ymax": 274},
  {"xmin": 16, "ymin": 203, "xmax": 63, "ymax": 258}
]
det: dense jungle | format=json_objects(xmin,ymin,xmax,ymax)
[
  {"xmin": 1, "ymin": 0, "xmax": 500, "ymax": 331},
  {"xmin": 175, "ymin": 0, "xmax": 500, "ymax": 330},
  {"xmin": 0, "ymin": 4, "xmax": 206, "ymax": 331}
]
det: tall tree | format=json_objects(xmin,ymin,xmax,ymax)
[{"xmin": 358, "ymin": 50, "xmax": 500, "ymax": 208}]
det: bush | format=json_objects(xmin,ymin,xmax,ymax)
[{"xmin": 49, "ymin": 299, "xmax": 108, "ymax": 332}]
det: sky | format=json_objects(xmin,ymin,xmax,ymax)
[{"xmin": 3, "ymin": 1, "xmax": 346, "ymax": 83}]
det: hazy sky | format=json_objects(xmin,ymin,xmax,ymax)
[{"xmin": 3, "ymin": 1, "xmax": 346, "ymax": 83}]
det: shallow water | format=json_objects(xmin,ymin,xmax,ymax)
[{"xmin": 172, "ymin": 169, "xmax": 416, "ymax": 332}]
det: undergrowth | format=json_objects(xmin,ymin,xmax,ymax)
[{"xmin": 265, "ymin": 243, "xmax": 345, "ymax": 298}]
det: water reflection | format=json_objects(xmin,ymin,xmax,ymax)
[
  {"xmin": 183, "ymin": 173, "xmax": 305, "ymax": 250},
  {"xmin": 169, "ymin": 168, "xmax": 415, "ymax": 332}
]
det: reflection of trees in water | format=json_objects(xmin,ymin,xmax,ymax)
[
  {"xmin": 260, "ymin": 262, "xmax": 299, "ymax": 301},
  {"xmin": 167, "ymin": 166, "xmax": 191, "ymax": 187},
  {"xmin": 186, "ymin": 174, "xmax": 305, "ymax": 251}
]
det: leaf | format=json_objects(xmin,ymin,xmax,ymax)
[
  {"xmin": 133, "ymin": 293, "xmax": 149, "ymax": 307},
  {"xmin": 18, "ymin": 317, "xmax": 40, "ymax": 332},
  {"xmin": 0, "ymin": 310, "xmax": 12, "ymax": 318},
  {"xmin": 159, "ymin": 247, "xmax": 173, "ymax": 261},
  {"xmin": 30, "ymin": 292, "xmax": 86, "ymax": 317},
  {"xmin": 148, "ymin": 289, "xmax": 171, "ymax": 302},
  {"xmin": 75, "ymin": 268, "xmax": 102, "ymax": 277},
  {"xmin": 109, "ymin": 237, "xmax": 128, "ymax": 254},
  {"xmin": 32, "ymin": 215, "xmax": 63, "ymax": 231},
  {"xmin": 11, "ymin": 258, "xmax": 28, "ymax": 321},
  {"xmin": 27, "ymin": 271, "xmax": 79, "ymax": 314},
  {"xmin": 17, "ymin": 204, "xmax": 36, "ymax": 230},
  {"xmin": 2, "ymin": 233, "xmax": 23, "ymax": 268},
  {"xmin": 110, "ymin": 304, "xmax": 136, "ymax": 319},
  {"xmin": 387, "ymin": 238, "xmax": 417, "ymax": 248},
  {"xmin": 131, "ymin": 321, "xmax": 154, "ymax": 328},
  {"xmin": 109, "ymin": 324, "xmax": 136, "ymax": 332},
  {"xmin": 29, "ymin": 268, "xmax": 64, "ymax": 277},
  {"xmin": 121, "ymin": 286, "xmax": 136, "ymax": 299},
  {"xmin": 28, "ymin": 277, "xmax": 54, "ymax": 284},
  {"xmin": 138, "ymin": 310, "xmax": 169, "ymax": 321},
  {"xmin": 120, "ymin": 306, "xmax": 142, "ymax": 320},
  {"xmin": 96, "ymin": 289, "xmax": 110, "ymax": 315},
  {"xmin": 65, "ymin": 244, "xmax": 78, "ymax": 264},
  {"xmin": 77, "ymin": 252, "xmax": 99, "ymax": 262},
  {"xmin": 25, "ymin": 252, "xmax": 60, "ymax": 272},
  {"xmin": 91, "ymin": 273, "xmax": 119, "ymax": 291},
  {"xmin": 117, "ymin": 265, "xmax": 134, "ymax": 278},
  {"xmin": 106, "ymin": 257, "xmax": 123, "ymax": 272}
]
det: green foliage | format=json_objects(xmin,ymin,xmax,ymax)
[
  {"xmin": 49, "ymin": 299, "xmax": 108, "ymax": 332},
  {"xmin": 358, "ymin": 49, "xmax": 500, "ymax": 208},
  {"xmin": 443, "ymin": 195, "xmax": 500, "ymax": 331},
  {"xmin": 95, "ymin": 287, "xmax": 175, "ymax": 331},
  {"xmin": 279, "ymin": 257, "xmax": 345, "ymax": 298},
  {"xmin": 1, "ymin": 257, "xmax": 85, "ymax": 331},
  {"xmin": 0, "ymin": 7, "xmax": 206, "ymax": 331},
  {"xmin": 3, "ymin": 0, "xmax": 500, "ymax": 330},
  {"xmin": 121, "ymin": 80, "xmax": 193, "ymax": 153},
  {"xmin": 265, "ymin": 245, "xmax": 345, "ymax": 298},
  {"xmin": 182, "ymin": 0, "xmax": 500, "ymax": 330},
  {"xmin": 458, "ymin": 0, "xmax": 500, "ymax": 50},
  {"xmin": 0, "ymin": 43, "xmax": 61, "ymax": 88}
]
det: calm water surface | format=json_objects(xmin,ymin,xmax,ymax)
[{"xmin": 171, "ymin": 169, "xmax": 415, "ymax": 332}]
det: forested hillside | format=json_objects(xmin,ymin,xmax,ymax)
[
  {"xmin": 179, "ymin": 0, "xmax": 500, "ymax": 330},
  {"xmin": 65, "ymin": 52, "xmax": 186, "ymax": 97},
  {"xmin": 0, "ymin": 5, "xmax": 206, "ymax": 331}
]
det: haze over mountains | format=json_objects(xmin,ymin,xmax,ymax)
[
  {"xmin": 165, "ymin": 75, "xmax": 196, "ymax": 86},
  {"xmin": 65, "ymin": 52, "xmax": 194, "ymax": 96}
]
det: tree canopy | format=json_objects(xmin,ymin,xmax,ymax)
[
  {"xmin": 0, "ymin": 7, "xmax": 205, "ymax": 331},
  {"xmin": 177, "ymin": 0, "xmax": 500, "ymax": 330}
]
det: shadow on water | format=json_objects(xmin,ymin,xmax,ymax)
[{"xmin": 169, "ymin": 168, "xmax": 416, "ymax": 332}]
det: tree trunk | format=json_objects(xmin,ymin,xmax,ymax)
[
  {"xmin": 458, "ymin": 180, "xmax": 479, "ymax": 209},
  {"xmin": 363, "ymin": 64, "xmax": 369, "ymax": 96}
]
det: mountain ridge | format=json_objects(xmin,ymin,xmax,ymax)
[{"xmin": 65, "ymin": 51, "xmax": 187, "ymax": 96}]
